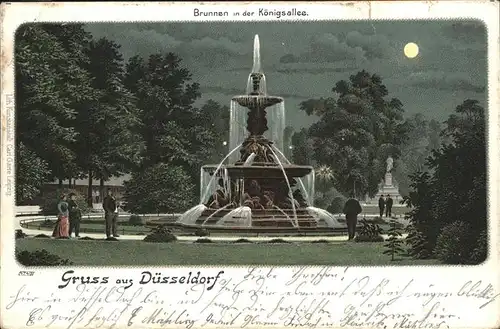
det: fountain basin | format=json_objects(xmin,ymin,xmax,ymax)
[{"xmin": 232, "ymin": 95, "xmax": 283, "ymax": 108}]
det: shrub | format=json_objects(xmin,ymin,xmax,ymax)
[
  {"xmin": 266, "ymin": 238, "xmax": 291, "ymax": 244},
  {"xmin": 143, "ymin": 225, "xmax": 177, "ymax": 243},
  {"xmin": 233, "ymin": 238, "xmax": 253, "ymax": 243},
  {"xmin": 39, "ymin": 219, "xmax": 54, "ymax": 228},
  {"xmin": 128, "ymin": 214, "xmax": 144, "ymax": 226},
  {"xmin": 404, "ymin": 224, "xmax": 433, "ymax": 259},
  {"xmin": 16, "ymin": 249, "xmax": 73, "ymax": 266},
  {"xmin": 124, "ymin": 164, "xmax": 196, "ymax": 214},
  {"xmin": 311, "ymin": 239, "xmax": 330, "ymax": 244},
  {"xmin": 355, "ymin": 234, "xmax": 385, "ymax": 242},
  {"xmin": 434, "ymin": 221, "xmax": 476, "ymax": 264},
  {"xmin": 194, "ymin": 228, "xmax": 209, "ymax": 237},
  {"xmin": 194, "ymin": 238, "xmax": 213, "ymax": 243},
  {"xmin": 15, "ymin": 229, "xmax": 27, "ymax": 239},
  {"xmin": 355, "ymin": 219, "xmax": 384, "ymax": 242},
  {"xmin": 470, "ymin": 230, "xmax": 487, "ymax": 264},
  {"xmin": 40, "ymin": 189, "xmax": 91, "ymax": 216},
  {"xmin": 383, "ymin": 220, "xmax": 405, "ymax": 261},
  {"xmin": 369, "ymin": 216, "xmax": 388, "ymax": 225},
  {"xmin": 34, "ymin": 234, "xmax": 51, "ymax": 239},
  {"xmin": 327, "ymin": 195, "xmax": 347, "ymax": 214}
]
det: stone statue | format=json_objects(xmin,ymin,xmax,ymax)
[{"xmin": 386, "ymin": 156, "xmax": 394, "ymax": 173}]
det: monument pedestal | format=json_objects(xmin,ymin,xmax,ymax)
[{"xmin": 372, "ymin": 172, "xmax": 403, "ymax": 203}]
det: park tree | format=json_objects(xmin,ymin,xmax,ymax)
[
  {"xmin": 16, "ymin": 143, "xmax": 51, "ymax": 204},
  {"xmin": 76, "ymin": 37, "xmax": 143, "ymax": 205},
  {"xmin": 124, "ymin": 53, "xmax": 202, "ymax": 169},
  {"xmin": 197, "ymin": 99, "xmax": 230, "ymax": 164},
  {"xmin": 15, "ymin": 24, "xmax": 96, "ymax": 186},
  {"xmin": 123, "ymin": 164, "xmax": 195, "ymax": 214},
  {"xmin": 291, "ymin": 128, "xmax": 314, "ymax": 165},
  {"xmin": 124, "ymin": 53, "xmax": 223, "ymax": 204},
  {"xmin": 393, "ymin": 114, "xmax": 443, "ymax": 196},
  {"xmin": 300, "ymin": 70, "xmax": 409, "ymax": 198},
  {"xmin": 405, "ymin": 99, "xmax": 487, "ymax": 264}
]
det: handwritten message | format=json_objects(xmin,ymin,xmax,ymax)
[{"xmin": 3, "ymin": 267, "xmax": 499, "ymax": 329}]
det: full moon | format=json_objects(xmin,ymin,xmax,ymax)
[{"xmin": 404, "ymin": 42, "xmax": 419, "ymax": 58}]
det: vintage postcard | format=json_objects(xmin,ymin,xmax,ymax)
[{"xmin": 1, "ymin": 1, "xmax": 499, "ymax": 328}]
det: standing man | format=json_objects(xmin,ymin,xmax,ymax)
[
  {"xmin": 68, "ymin": 193, "xmax": 82, "ymax": 238},
  {"xmin": 343, "ymin": 193, "xmax": 363, "ymax": 241},
  {"xmin": 385, "ymin": 194, "xmax": 394, "ymax": 218},
  {"xmin": 92, "ymin": 189, "xmax": 97, "ymax": 204},
  {"xmin": 103, "ymin": 188, "xmax": 119, "ymax": 238},
  {"xmin": 378, "ymin": 195, "xmax": 385, "ymax": 218},
  {"xmin": 95, "ymin": 189, "xmax": 100, "ymax": 203}
]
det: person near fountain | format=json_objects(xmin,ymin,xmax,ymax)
[
  {"xmin": 378, "ymin": 195, "xmax": 385, "ymax": 218},
  {"xmin": 343, "ymin": 194, "xmax": 363, "ymax": 240},
  {"xmin": 52, "ymin": 194, "xmax": 70, "ymax": 238},
  {"xmin": 68, "ymin": 193, "xmax": 81, "ymax": 238},
  {"xmin": 103, "ymin": 188, "xmax": 119, "ymax": 238},
  {"xmin": 385, "ymin": 194, "xmax": 393, "ymax": 218}
]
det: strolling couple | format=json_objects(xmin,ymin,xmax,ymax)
[
  {"xmin": 378, "ymin": 194, "xmax": 394, "ymax": 218},
  {"xmin": 52, "ymin": 193, "xmax": 81, "ymax": 238}
]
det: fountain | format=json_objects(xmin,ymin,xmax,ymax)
[{"xmin": 175, "ymin": 35, "xmax": 343, "ymax": 233}]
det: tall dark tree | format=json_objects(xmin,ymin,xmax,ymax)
[
  {"xmin": 405, "ymin": 99, "xmax": 487, "ymax": 264},
  {"xmin": 124, "ymin": 53, "xmax": 223, "ymax": 206},
  {"xmin": 291, "ymin": 128, "xmax": 314, "ymax": 165},
  {"xmin": 16, "ymin": 143, "xmax": 51, "ymax": 204},
  {"xmin": 393, "ymin": 113, "xmax": 443, "ymax": 196},
  {"xmin": 300, "ymin": 70, "xmax": 409, "ymax": 197},
  {"xmin": 15, "ymin": 24, "xmax": 96, "ymax": 186},
  {"xmin": 197, "ymin": 99, "xmax": 230, "ymax": 164},
  {"xmin": 124, "ymin": 53, "xmax": 201, "ymax": 168},
  {"xmin": 77, "ymin": 37, "xmax": 143, "ymax": 205}
]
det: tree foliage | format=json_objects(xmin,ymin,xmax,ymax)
[
  {"xmin": 16, "ymin": 143, "xmax": 51, "ymax": 204},
  {"xmin": 404, "ymin": 99, "xmax": 487, "ymax": 264},
  {"xmin": 393, "ymin": 114, "xmax": 443, "ymax": 196},
  {"xmin": 123, "ymin": 164, "xmax": 195, "ymax": 214},
  {"xmin": 76, "ymin": 37, "xmax": 143, "ymax": 204},
  {"xmin": 299, "ymin": 70, "xmax": 409, "ymax": 197},
  {"xmin": 291, "ymin": 128, "xmax": 314, "ymax": 165},
  {"xmin": 15, "ymin": 24, "xmax": 96, "ymax": 183},
  {"xmin": 383, "ymin": 219, "xmax": 405, "ymax": 261}
]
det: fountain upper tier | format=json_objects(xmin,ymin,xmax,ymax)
[{"xmin": 232, "ymin": 94, "xmax": 283, "ymax": 109}]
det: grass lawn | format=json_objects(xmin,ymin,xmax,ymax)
[
  {"xmin": 16, "ymin": 239, "xmax": 439, "ymax": 266},
  {"xmin": 24, "ymin": 220, "xmax": 397, "ymax": 236}
]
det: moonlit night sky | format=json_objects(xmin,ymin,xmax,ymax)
[{"xmin": 85, "ymin": 20, "xmax": 487, "ymax": 129}]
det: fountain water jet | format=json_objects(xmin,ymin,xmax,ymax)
[{"xmin": 172, "ymin": 34, "xmax": 346, "ymax": 233}]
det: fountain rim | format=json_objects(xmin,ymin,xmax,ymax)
[{"xmin": 231, "ymin": 95, "xmax": 284, "ymax": 101}]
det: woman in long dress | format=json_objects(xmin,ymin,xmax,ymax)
[{"xmin": 52, "ymin": 194, "xmax": 70, "ymax": 238}]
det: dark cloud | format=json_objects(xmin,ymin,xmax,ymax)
[
  {"xmin": 279, "ymin": 31, "xmax": 393, "ymax": 64},
  {"xmin": 408, "ymin": 71, "xmax": 485, "ymax": 93},
  {"xmin": 84, "ymin": 20, "xmax": 488, "ymax": 125},
  {"xmin": 441, "ymin": 21, "xmax": 486, "ymax": 43}
]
